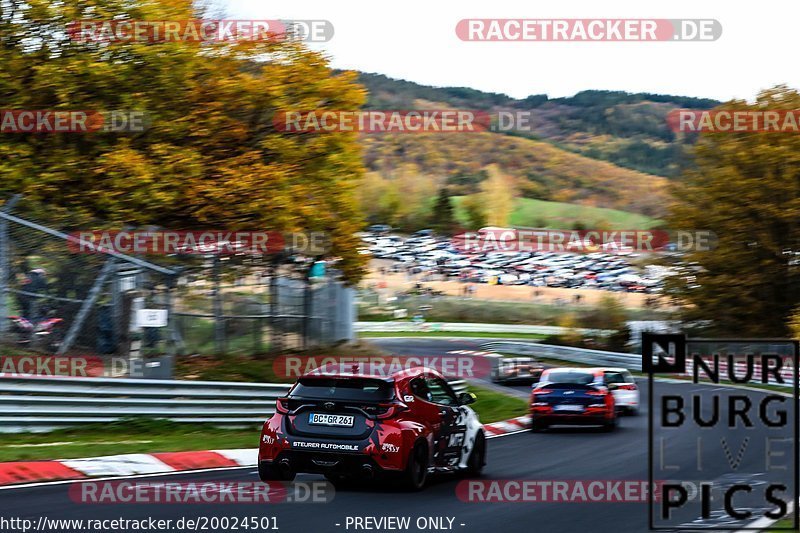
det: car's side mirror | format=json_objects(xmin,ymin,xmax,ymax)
[{"xmin": 458, "ymin": 392, "xmax": 477, "ymax": 405}]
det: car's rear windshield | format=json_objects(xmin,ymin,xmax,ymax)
[
  {"xmin": 544, "ymin": 371, "xmax": 595, "ymax": 385},
  {"xmin": 290, "ymin": 378, "xmax": 395, "ymax": 402}
]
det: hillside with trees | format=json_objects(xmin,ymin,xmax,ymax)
[
  {"xmin": 358, "ymin": 132, "xmax": 669, "ymax": 230},
  {"xmin": 357, "ymin": 72, "xmax": 718, "ymax": 178},
  {"xmin": 351, "ymin": 72, "xmax": 717, "ymax": 231}
]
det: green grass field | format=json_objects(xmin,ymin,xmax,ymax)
[
  {"xmin": 454, "ymin": 196, "xmax": 661, "ymax": 230},
  {"xmin": 468, "ymin": 384, "xmax": 529, "ymax": 423},
  {"xmin": 766, "ymin": 517, "xmax": 796, "ymax": 530}
]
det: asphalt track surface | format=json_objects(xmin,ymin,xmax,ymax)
[{"xmin": 2, "ymin": 338, "xmax": 795, "ymax": 533}]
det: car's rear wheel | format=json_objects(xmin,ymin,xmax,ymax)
[
  {"xmin": 258, "ymin": 461, "xmax": 296, "ymax": 482},
  {"xmin": 465, "ymin": 432, "xmax": 486, "ymax": 476},
  {"xmin": 530, "ymin": 418, "xmax": 548, "ymax": 432},
  {"xmin": 401, "ymin": 441, "xmax": 429, "ymax": 491},
  {"xmin": 602, "ymin": 414, "xmax": 618, "ymax": 432}
]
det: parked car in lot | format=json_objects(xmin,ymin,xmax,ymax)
[
  {"xmin": 530, "ymin": 368, "xmax": 619, "ymax": 432},
  {"xmin": 359, "ymin": 230, "xmax": 668, "ymax": 293},
  {"xmin": 259, "ymin": 365, "xmax": 486, "ymax": 490},
  {"xmin": 367, "ymin": 224, "xmax": 392, "ymax": 234}
]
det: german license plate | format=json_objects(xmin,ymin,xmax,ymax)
[
  {"xmin": 308, "ymin": 413, "xmax": 355, "ymax": 427},
  {"xmin": 554, "ymin": 404, "xmax": 584, "ymax": 412}
]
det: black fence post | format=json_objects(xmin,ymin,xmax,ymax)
[{"xmin": 212, "ymin": 255, "xmax": 224, "ymax": 354}]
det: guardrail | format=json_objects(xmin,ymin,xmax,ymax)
[
  {"xmin": 481, "ymin": 341, "xmax": 795, "ymax": 388},
  {"xmin": 0, "ymin": 376, "xmax": 468, "ymax": 433},
  {"xmin": 480, "ymin": 341, "xmax": 641, "ymax": 370}
]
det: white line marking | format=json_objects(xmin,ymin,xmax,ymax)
[{"xmin": 486, "ymin": 429, "xmax": 529, "ymax": 439}]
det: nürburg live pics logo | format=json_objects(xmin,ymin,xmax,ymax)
[{"xmin": 644, "ymin": 333, "xmax": 799, "ymax": 530}]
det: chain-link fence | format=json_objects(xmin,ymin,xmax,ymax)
[
  {"xmin": 0, "ymin": 196, "xmax": 179, "ymax": 366},
  {"xmin": 171, "ymin": 256, "xmax": 355, "ymax": 356},
  {"xmin": 0, "ymin": 195, "xmax": 355, "ymax": 373}
]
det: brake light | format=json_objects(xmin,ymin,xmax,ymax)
[
  {"xmin": 376, "ymin": 401, "xmax": 408, "ymax": 419},
  {"xmin": 618, "ymin": 384, "xmax": 638, "ymax": 391},
  {"xmin": 532, "ymin": 389, "xmax": 553, "ymax": 395},
  {"xmin": 586, "ymin": 389, "xmax": 607, "ymax": 396},
  {"xmin": 275, "ymin": 397, "xmax": 290, "ymax": 414}
]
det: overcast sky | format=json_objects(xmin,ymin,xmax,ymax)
[{"xmin": 218, "ymin": 0, "xmax": 797, "ymax": 101}]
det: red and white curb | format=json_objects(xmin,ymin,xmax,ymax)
[
  {"xmin": 0, "ymin": 416, "xmax": 533, "ymax": 487},
  {"xmin": 0, "ymin": 449, "xmax": 257, "ymax": 487},
  {"xmin": 483, "ymin": 415, "xmax": 530, "ymax": 436}
]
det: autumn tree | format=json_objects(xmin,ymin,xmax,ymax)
[
  {"xmin": 356, "ymin": 165, "xmax": 440, "ymax": 231},
  {"xmin": 666, "ymin": 86, "xmax": 800, "ymax": 336},
  {"xmin": 430, "ymin": 187, "xmax": 456, "ymax": 234},
  {"xmin": 460, "ymin": 195, "xmax": 487, "ymax": 230},
  {"xmin": 358, "ymin": 172, "xmax": 400, "ymax": 224},
  {"xmin": 555, "ymin": 313, "xmax": 584, "ymax": 347},
  {"xmin": 595, "ymin": 294, "xmax": 630, "ymax": 351},
  {"xmin": 0, "ymin": 0, "xmax": 368, "ymax": 282},
  {"xmin": 479, "ymin": 165, "xmax": 516, "ymax": 227},
  {"xmin": 389, "ymin": 164, "xmax": 438, "ymax": 231}
]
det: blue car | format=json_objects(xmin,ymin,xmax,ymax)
[{"xmin": 530, "ymin": 368, "xmax": 618, "ymax": 432}]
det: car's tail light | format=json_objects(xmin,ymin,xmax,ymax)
[
  {"xmin": 605, "ymin": 391, "xmax": 615, "ymax": 412},
  {"xmin": 532, "ymin": 388, "xmax": 553, "ymax": 395},
  {"xmin": 586, "ymin": 388, "xmax": 608, "ymax": 396},
  {"xmin": 275, "ymin": 398, "xmax": 290, "ymax": 414},
  {"xmin": 376, "ymin": 401, "xmax": 408, "ymax": 419},
  {"xmin": 617, "ymin": 384, "xmax": 638, "ymax": 391}
]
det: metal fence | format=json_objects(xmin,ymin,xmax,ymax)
[
  {"xmin": 0, "ymin": 195, "xmax": 180, "ymax": 365},
  {"xmin": 0, "ymin": 195, "xmax": 355, "ymax": 368},
  {"xmin": 0, "ymin": 376, "xmax": 468, "ymax": 433},
  {"xmin": 172, "ymin": 267, "xmax": 355, "ymax": 356}
]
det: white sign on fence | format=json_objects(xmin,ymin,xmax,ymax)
[
  {"xmin": 118, "ymin": 276, "xmax": 137, "ymax": 292},
  {"xmin": 136, "ymin": 309, "xmax": 168, "ymax": 328}
]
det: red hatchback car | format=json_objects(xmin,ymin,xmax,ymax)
[{"xmin": 259, "ymin": 365, "xmax": 485, "ymax": 490}]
